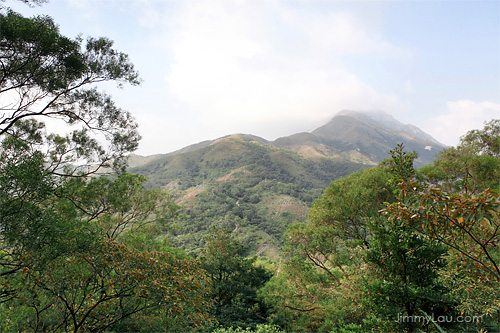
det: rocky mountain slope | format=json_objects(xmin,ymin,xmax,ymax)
[{"xmin": 272, "ymin": 110, "xmax": 445, "ymax": 167}]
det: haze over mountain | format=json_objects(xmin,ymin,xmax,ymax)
[
  {"xmin": 272, "ymin": 110, "xmax": 445, "ymax": 167},
  {"xmin": 128, "ymin": 111, "xmax": 446, "ymax": 255},
  {"xmin": 130, "ymin": 110, "xmax": 446, "ymax": 169}
]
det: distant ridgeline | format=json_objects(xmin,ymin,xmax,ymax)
[{"xmin": 129, "ymin": 110, "xmax": 446, "ymax": 255}]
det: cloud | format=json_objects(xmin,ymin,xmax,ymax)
[
  {"xmin": 404, "ymin": 80, "xmax": 414, "ymax": 94},
  {"xmin": 301, "ymin": 11, "xmax": 407, "ymax": 56},
  {"xmin": 162, "ymin": 0, "xmax": 410, "ymax": 144},
  {"xmin": 423, "ymin": 100, "xmax": 500, "ymax": 146},
  {"xmin": 67, "ymin": 0, "xmax": 102, "ymax": 31}
]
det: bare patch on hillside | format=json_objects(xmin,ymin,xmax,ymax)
[
  {"xmin": 176, "ymin": 186, "xmax": 206, "ymax": 205},
  {"xmin": 217, "ymin": 167, "xmax": 251, "ymax": 182},
  {"xmin": 260, "ymin": 195, "xmax": 309, "ymax": 219}
]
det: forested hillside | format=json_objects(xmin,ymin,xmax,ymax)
[
  {"xmin": 131, "ymin": 134, "xmax": 368, "ymax": 254},
  {"xmin": 1, "ymin": 2, "xmax": 499, "ymax": 333},
  {"xmin": 129, "ymin": 111, "xmax": 446, "ymax": 255}
]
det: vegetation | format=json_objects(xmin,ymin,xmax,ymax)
[
  {"xmin": 132, "ymin": 135, "xmax": 368, "ymax": 255},
  {"xmin": 0, "ymin": 4, "xmax": 210, "ymax": 331},
  {"xmin": 200, "ymin": 229, "xmax": 272, "ymax": 330},
  {"xmin": 1, "ymin": 2, "xmax": 499, "ymax": 332},
  {"xmin": 262, "ymin": 122, "xmax": 500, "ymax": 332}
]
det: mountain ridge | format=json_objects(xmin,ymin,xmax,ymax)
[
  {"xmin": 130, "ymin": 110, "xmax": 445, "ymax": 169},
  {"xmin": 127, "ymin": 110, "xmax": 446, "ymax": 255}
]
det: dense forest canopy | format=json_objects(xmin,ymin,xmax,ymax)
[{"xmin": 0, "ymin": 2, "xmax": 499, "ymax": 332}]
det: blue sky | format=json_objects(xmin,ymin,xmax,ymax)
[{"xmin": 8, "ymin": 0, "xmax": 500, "ymax": 155}]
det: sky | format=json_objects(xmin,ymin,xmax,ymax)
[{"xmin": 8, "ymin": 0, "xmax": 500, "ymax": 155}]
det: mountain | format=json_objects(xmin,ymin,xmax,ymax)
[
  {"xmin": 132, "ymin": 134, "xmax": 364, "ymax": 190},
  {"xmin": 129, "ymin": 111, "xmax": 446, "ymax": 255},
  {"xmin": 130, "ymin": 134, "xmax": 368, "ymax": 255},
  {"xmin": 272, "ymin": 110, "xmax": 446, "ymax": 167},
  {"xmin": 341, "ymin": 110, "xmax": 439, "ymax": 143}
]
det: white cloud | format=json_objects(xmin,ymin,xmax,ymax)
[
  {"xmin": 424, "ymin": 100, "xmax": 500, "ymax": 147},
  {"xmin": 67, "ymin": 0, "xmax": 102, "ymax": 31},
  {"xmin": 404, "ymin": 80, "xmax": 414, "ymax": 94},
  {"xmin": 11, "ymin": 0, "xmax": 498, "ymax": 158},
  {"xmin": 303, "ymin": 11, "xmax": 407, "ymax": 56},
  {"xmin": 160, "ymin": 0, "xmax": 410, "ymax": 148}
]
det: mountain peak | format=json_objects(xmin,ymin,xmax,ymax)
[
  {"xmin": 333, "ymin": 110, "xmax": 440, "ymax": 144},
  {"xmin": 273, "ymin": 110, "xmax": 446, "ymax": 167},
  {"xmin": 131, "ymin": 110, "xmax": 446, "ymax": 169}
]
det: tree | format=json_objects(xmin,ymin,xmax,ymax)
[
  {"xmin": 262, "ymin": 225, "xmax": 370, "ymax": 332},
  {"xmin": 1, "ymin": 0, "xmax": 48, "ymax": 8},
  {"xmin": 0, "ymin": 112, "xmax": 148, "ymax": 306},
  {"xmin": 366, "ymin": 222, "xmax": 456, "ymax": 332},
  {"xmin": 0, "ymin": 6, "xmax": 213, "ymax": 331},
  {"xmin": 0, "ymin": 9, "xmax": 140, "ymax": 175},
  {"xmin": 261, "ymin": 166, "xmax": 395, "ymax": 331},
  {"xmin": 200, "ymin": 228, "xmax": 272, "ymax": 330},
  {"xmin": 0, "ymin": 2, "xmax": 140, "ymax": 297},
  {"xmin": 460, "ymin": 119, "xmax": 500, "ymax": 157},
  {"xmin": 4, "ymin": 239, "xmax": 211, "ymax": 332},
  {"xmin": 0, "ymin": 161, "xmax": 213, "ymax": 331},
  {"xmin": 382, "ymin": 140, "xmax": 500, "ymax": 329},
  {"xmin": 308, "ymin": 166, "xmax": 394, "ymax": 245},
  {"xmin": 385, "ymin": 171, "xmax": 500, "ymax": 324},
  {"xmin": 419, "ymin": 119, "xmax": 500, "ymax": 194},
  {"xmin": 362, "ymin": 145, "xmax": 459, "ymax": 332}
]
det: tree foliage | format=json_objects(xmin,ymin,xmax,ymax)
[
  {"xmin": 420, "ymin": 119, "xmax": 500, "ymax": 194},
  {"xmin": 0, "ymin": 9, "xmax": 141, "ymax": 174},
  {"xmin": 0, "ymin": 146, "xmax": 213, "ymax": 330},
  {"xmin": 384, "ymin": 139, "xmax": 500, "ymax": 324},
  {"xmin": 308, "ymin": 165, "xmax": 394, "ymax": 244},
  {"xmin": 366, "ymin": 145, "xmax": 458, "ymax": 332},
  {"xmin": 200, "ymin": 228, "xmax": 272, "ymax": 330},
  {"xmin": 0, "ymin": 6, "xmax": 214, "ymax": 331},
  {"xmin": 377, "ymin": 128, "xmax": 500, "ymax": 329},
  {"xmin": 261, "ymin": 165, "xmax": 394, "ymax": 331},
  {"xmin": 4, "ymin": 239, "xmax": 211, "ymax": 332}
]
